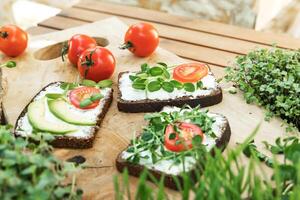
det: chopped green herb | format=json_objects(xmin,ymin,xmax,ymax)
[
  {"xmin": 81, "ymin": 79, "xmax": 97, "ymax": 87},
  {"xmin": 147, "ymin": 81, "xmax": 161, "ymax": 92},
  {"xmin": 183, "ymin": 83, "xmax": 195, "ymax": 92},
  {"xmin": 97, "ymin": 79, "xmax": 113, "ymax": 88}
]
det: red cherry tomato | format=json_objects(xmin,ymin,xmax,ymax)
[
  {"xmin": 164, "ymin": 122, "xmax": 203, "ymax": 152},
  {"xmin": 77, "ymin": 46, "xmax": 115, "ymax": 82},
  {"xmin": 63, "ymin": 34, "xmax": 97, "ymax": 65},
  {"xmin": 122, "ymin": 23, "xmax": 159, "ymax": 57},
  {"xmin": 173, "ymin": 63, "xmax": 209, "ymax": 83},
  {"xmin": 0, "ymin": 25, "xmax": 28, "ymax": 57},
  {"xmin": 69, "ymin": 87, "xmax": 101, "ymax": 109}
]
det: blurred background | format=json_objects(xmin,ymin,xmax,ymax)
[{"xmin": 1, "ymin": 0, "xmax": 300, "ymax": 38}]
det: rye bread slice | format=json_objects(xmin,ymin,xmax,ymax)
[
  {"xmin": 117, "ymin": 72, "xmax": 222, "ymax": 113},
  {"xmin": 116, "ymin": 113, "xmax": 231, "ymax": 190},
  {"xmin": 14, "ymin": 82, "xmax": 113, "ymax": 149}
]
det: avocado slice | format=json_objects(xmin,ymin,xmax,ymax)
[
  {"xmin": 28, "ymin": 98, "xmax": 77, "ymax": 134},
  {"xmin": 48, "ymin": 99, "xmax": 96, "ymax": 126}
]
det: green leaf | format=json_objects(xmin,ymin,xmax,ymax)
[
  {"xmin": 90, "ymin": 93, "xmax": 104, "ymax": 101},
  {"xmin": 170, "ymin": 80, "xmax": 183, "ymax": 89},
  {"xmin": 79, "ymin": 98, "xmax": 93, "ymax": 108},
  {"xmin": 192, "ymin": 135, "xmax": 203, "ymax": 146},
  {"xmin": 60, "ymin": 82, "xmax": 77, "ymax": 90},
  {"xmin": 162, "ymin": 82, "xmax": 174, "ymax": 93},
  {"xmin": 147, "ymin": 81, "xmax": 161, "ymax": 92},
  {"xmin": 184, "ymin": 83, "xmax": 195, "ymax": 92},
  {"xmin": 97, "ymin": 79, "xmax": 113, "ymax": 88},
  {"xmin": 157, "ymin": 62, "xmax": 168, "ymax": 68},
  {"xmin": 141, "ymin": 63, "xmax": 149, "ymax": 72},
  {"xmin": 129, "ymin": 75, "xmax": 138, "ymax": 81},
  {"xmin": 132, "ymin": 83, "xmax": 146, "ymax": 90},
  {"xmin": 45, "ymin": 93, "xmax": 63, "ymax": 99},
  {"xmin": 149, "ymin": 67, "xmax": 163, "ymax": 76},
  {"xmin": 196, "ymin": 81, "xmax": 203, "ymax": 89},
  {"xmin": 81, "ymin": 79, "xmax": 97, "ymax": 87},
  {"xmin": 162, "ymin": 68, "xmax": 171, "ymax": 79},
  {"xmin": 168, "ymin": 133, "xmax": 176, "ymax": 140},
  {"xmin": 141, "ymin": 132, "xmax": 153, "ymax": 141}
]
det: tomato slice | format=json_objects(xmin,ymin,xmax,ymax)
[
  {"xmin": 69, "ymin": 87, "xmax": 101, "ymax": 109},
  {"xmin": 164, "ymin": 122, "xmax": 204, "ymax": 152},
  {"xmin": 173, "ymin": 63, "xmax": 209, "ymax": 83}
]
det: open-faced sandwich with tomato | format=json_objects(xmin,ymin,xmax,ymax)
[
  {"xmin": 14, "ymin": 80, "xmax": 113, "ymax": 148},
  {"xmin": 116, "ymin": 105, "xmax": 231, "ymax": 189},
  {"xmin": 117, "ymin": 62, "xmax": 222, "ymax": 112}
]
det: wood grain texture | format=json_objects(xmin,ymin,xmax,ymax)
[
  {"xmin": 56, "ymin": 7, "xmax": 271, "ymax": 55},
  {"xmin": 75, "ymin": 0, "xmax": 300, "ymax": 49},
  {"xmin": 4, "ymin": 18, "xmax": 296, "ymax": 199},
  {"xmin": 37, "ymin": 15, "xmax": 238, "ymax": 66}
]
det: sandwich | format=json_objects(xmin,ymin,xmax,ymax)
[
  {"xmin": 14, "ymin": 80, "xmax": 113, "ymax": 148},
  {"xmin": 117, "ymin": 62, "xmax": 222, "ymax": 112},
  {"xmin": 116, "ymin": 105, "xmax": 231, "ymax": 189}
]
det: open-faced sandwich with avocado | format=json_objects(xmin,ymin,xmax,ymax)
[
  {"xmin": 117, "ymin": 62, "xmax": 222, "ymax": 112},
  {"xmin": 116, "ymin": 105, "xmax": 231, "ymax": 189},
  {"xmin": 15, "ymin": 80, "xmax": 113, "ymax": 148}
]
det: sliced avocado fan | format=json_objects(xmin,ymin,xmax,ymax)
[
  {"xmin": 48, "ymin": 99, "xmax": 97, "ymax": 126},
  {"xmin": 28, "ymin": 98, "xmax": 77, "ymax": 134}
]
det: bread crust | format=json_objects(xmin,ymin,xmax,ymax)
[
  {"xmin": 117, "ymin": 72, "xmax": 222, "ymax": 113},
  {"xmin": 116, "ymin": 116, "xmax": 231, "ymax": 190},
  {"xmin": 14, "ymin": 82, "xmax": 113, "ymax": 149}
]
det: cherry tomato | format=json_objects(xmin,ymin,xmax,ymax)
[
  {"xmin": 164, "ymin": 122, "xmax": 203, "ymax": 152},
  {"xmin": 121, "ymin": 23, "xmax": 159, "ymax": 57},
  {"xmin": 173, "ymin": 63, "xmax": 209, "ymax": 83},
  {"xmin": 77, "ymin": 46, "xmax": 115, "ymax": 82},
  {"xmin": 0, "ymin": 25, "xmax": 28, "ymax": 57},
  {"xmin": 69, "ymin": 87, "xmax": 101, "ymax": 109},
  {"xmin": 62, "ymin": 34, "xmax": 97, "ymax": 65}
]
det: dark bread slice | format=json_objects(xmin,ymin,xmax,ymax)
[
  {"xmin": 14, "ymin": 82, "xmax": 113, "ymax": 149},
  {"xmin": 117, "ymin": 72, "xmax": 222, "ymax": 113},
  {"xmin": 1, "ymin": 103, "xmax": 8, "ymax": 125},
  {"xmin": 0, "ymin": 69, "xmax": 7, "ymax": 125},
  {"xmin": 116, "ymin": 114, "xmax": 231, "ymax": 190}
]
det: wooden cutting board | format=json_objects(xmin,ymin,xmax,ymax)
[{"xmin": 1, "ymin": 17, "xmax": 297, "ymax": 199}]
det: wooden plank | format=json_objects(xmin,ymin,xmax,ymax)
[
  {"xmin": 38, "ymin": 16, "xmax": 238, "ymax": 67},
  {"xmin": 75, "ymin": 0, "xmax": 300, "ymax": 49},
  {"xmin": 27, "ymin": 26, "xmax": 58, "ymax": 35},
  {"xmin": 57, "ymin": 7, "xmax": 270, "ymax": 55}
]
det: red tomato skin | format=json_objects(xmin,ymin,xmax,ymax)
[
  {"xmin": 67, "ymin": 34, "xmax": 97, "ymax": 65},
  {"xmin": 0, "ymin": 25, "xmax": 28, "ymax": 57},
  {"xmin": 124, "ymin": 23, "xmax": 159, "ymax": 57},
  {"xmin": 164, "ymin": 122, "xmax": 203, "ymax": 152},
  {"xmin": 69, "ymin": 87, "xmax": 100, "ymax": 109},
  {"xmin": 173, "ymin": 63, "xmax": 209, "ymax": 83},
  {"xmin": 77, "ymin": 46, "xmax": 115, "ymax": 82}
]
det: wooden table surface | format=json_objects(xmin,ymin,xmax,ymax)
[
  {"xmin": 25, "ymin": 1, "xmax": 300, "ymax": 199},
  {"xmin": 27, "ymin": 0, "xmax": 300, "ymax": 68}
]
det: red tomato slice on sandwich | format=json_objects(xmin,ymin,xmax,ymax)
[
  {"xmin": 69, "ymin": 87, "xmax": 100, "ymax": 109},
  {"xmin": 173, "ymin": 63, "xmax": 209, "ymax": 83},
  {"xmin": 164, "ymin": 122, "xmax": 204, "ymax": 152}
]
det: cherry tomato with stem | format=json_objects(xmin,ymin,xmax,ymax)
[
  {"xmin": 0, "ymin": 25, "xmax": 28, "ymax": 57},
  {"xmin": 62, "ymin": 34, "xmax": 97, "ymax": 65},
  {"xmin": 120, "ymin": 22, "xmax": 159, "ymax": 57},
  {"xmin": 77, "ymin": 46, "xmax": 115, "ymax": 82}
]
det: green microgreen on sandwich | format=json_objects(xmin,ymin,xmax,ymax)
[
  {"xmin": 225, "ymin": 47, "xmax": 300, "ymax": 131},
  {"xmin": 125, "ymin": 106, "xmax": 216, "ymax": 166},
  {"xmin": 130, "ymin": 63, "xmax": 206, "ymax": 93}
]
